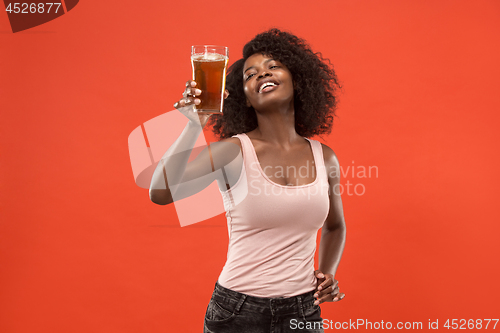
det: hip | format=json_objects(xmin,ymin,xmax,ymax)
[{"xmin": 203, "ymin": 281, "xmax": 324, "ymax": 333}]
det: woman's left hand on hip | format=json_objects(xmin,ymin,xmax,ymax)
[{"xmin": 313, "ymin": 270, "xmax": 345, "ymax": 305}]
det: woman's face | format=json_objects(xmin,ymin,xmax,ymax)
[{"xmin": 242, "ymin": 53, "xmax": 294, "ymax": 111}]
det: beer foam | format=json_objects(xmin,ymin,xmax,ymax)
[{"xmin": 192, "ymin": 53, "xmax": 227, "ymax": 61}]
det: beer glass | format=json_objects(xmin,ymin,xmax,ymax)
[{"xmin": 191, "ymin": 45, "xmax": 229, "ymax": 114}]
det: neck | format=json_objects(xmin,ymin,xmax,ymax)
[{"xmin": 251, "ymin": 102, "xmax": 302, "ymax": 147}]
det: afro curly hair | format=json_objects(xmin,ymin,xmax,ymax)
[{"xmin": 208, "ymin": 28, "xmax": 342, "ymax": 140}]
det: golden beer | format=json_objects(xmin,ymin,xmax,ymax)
[{"xmin": 191, "ymin": 46, "xmax": 228, "ymax": 113}]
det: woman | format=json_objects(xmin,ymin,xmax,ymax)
[{"xmin": 150, "ymin": 29, "xmax": 346, "ymax": 333}]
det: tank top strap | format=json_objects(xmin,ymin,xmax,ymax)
[
  {"xmin": 305, "ymin": 138, "xmax": 329, "ymax": 184},
  {"xmin": 233, "ymin": 133, "xmax": 256, "ymax": 166}
]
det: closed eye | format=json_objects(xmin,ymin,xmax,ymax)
[{"xmin": 245, "ymin": 73, "xmax": 255, "ymax": 81}]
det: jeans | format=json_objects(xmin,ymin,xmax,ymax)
[{"xmin": 203, "ymin": 282, "xmax": 324, "ymax": 333}]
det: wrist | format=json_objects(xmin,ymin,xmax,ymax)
[{"xmin": 186, "ymin": 119, "xmax": 204, "ymax": 132}]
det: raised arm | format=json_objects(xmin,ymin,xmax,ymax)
[{"xmin": 149, "ymin": 81, "xmax": 241, "ymax": 205}]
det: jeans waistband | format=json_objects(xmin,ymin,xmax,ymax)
[{"xmin": 214, "ymin": 281, "xmax": 316, "ymax": 307}]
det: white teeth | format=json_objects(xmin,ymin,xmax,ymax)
[{"xmin": 259, "ymin": 82, "xmax": 276, "ymax": 93}]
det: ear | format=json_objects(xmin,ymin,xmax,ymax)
[{"xmin": 246, "ymin": 98, "xmax": 252, "ymax": 107}]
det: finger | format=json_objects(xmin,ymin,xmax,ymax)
[
  {"xmin": 178, "ymin": 97, "xmax": 192, "ymax": 107},
  {"xmin": 327, "ymin": 287, "xmax": 339, "ymax": 300},
  {"xmin": 183, "ymin": 88, "xmax": 191, "ymax": 98},
  {"xmin": 315, "ymin": 283, "xmax": 334, "ymax": 295},
  {"xmin": 177, "ymin": 99, "xmax": 186, "ymax": 108},
  {"xmin": 317, "ymin": 290, "xmax": 341, "ymax": 305},
  {"xmin": 314, "ymin": 271, "xmax": 325, "ymax": 291},
  {"xmin": 174, "ymin": 101, "xmax": 185, "ymax": 109},
  {"xmin": 317, "ymin": 277, "xmax": 333, "ymax": 291},
  {"xmin": 324, "ymin": 281, "xmax": 339, "ymax": 297},
  {"xmin": 330, "ymin": 289, "xmax": 341, "ymax": 301},
  {"xmin": 224, "ymin": 89, "xmax": 229, "ymax": 99},
  {"xmin": 332, "ymin": 292, "xmax": 345, "ymax": 302},
  {"xmin": 314, "ymin": 270, "xmax": 325, "ymax": 279},
  {"xmin": 317, "ymin": 282, "xmax": 340, "ymax": 299},
  {"xmin": 331, "ymin": 279, "xmax": 339, "ymax": 290},
  {"xmin": 186, "ymin": 80, "xmax": 197, "ymax": 88},
  {"xmin": 315, "ymin": 285, "xmax": 334, "ymax": 299},
  {"xmin": 320, "ymin": 278, "xmax": 338, "ymax": 291},
  {"xmin": 315, "ymin": 293, "xmax": 332, "ymax": 305},
  {"xmin": 184, "ymin": 87, "xmax": 202, "ymax": 97},
  {"xmin": 332, "ymin": 285, "xmax": 339, "ymax": 294}
]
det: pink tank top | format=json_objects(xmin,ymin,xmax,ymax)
[{"xmin": 217, "ymin": 133, "xmax": 330, "ymax": 297}]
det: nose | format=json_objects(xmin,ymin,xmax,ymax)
[{"xmin": 257, "ymin": 71, "xmax": 272, "ymax": 79}]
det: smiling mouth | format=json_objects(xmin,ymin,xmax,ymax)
[{"xmin": 259, "ymin": 82, "xmax": 279, "ymax": 93}]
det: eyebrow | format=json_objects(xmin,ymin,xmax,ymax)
[{"xmin": 244, "ymin": 58, "xmax": 274, "ymax": 74}]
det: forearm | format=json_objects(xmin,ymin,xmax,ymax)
[
  {"xmin": 149, "ymin": 120, "xmax": 203, "ymax": 203},
  {"xmin": 318, "ymin": 223, "xmax": 346, "ymax": 277}
]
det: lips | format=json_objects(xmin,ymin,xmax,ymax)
[{"xmin": 257, "ymin": 78, "xmax": 280, "ymax": 93}]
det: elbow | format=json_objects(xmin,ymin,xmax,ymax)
[
  {"xmin": 334, "ymin": 221, "xmax": 347, "ymax": 235},
  {"xmin": 149, "ymin": 189, "xmax": 173, "ymax": 206},
  {"xmin": 323, "ymin": 218, "xmax": 346, "ymax": 234}
]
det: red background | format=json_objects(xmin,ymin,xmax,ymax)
[{"xmin": 1, "ymin": 0, "xmax": 499, "ymax": 332}]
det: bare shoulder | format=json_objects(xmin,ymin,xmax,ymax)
[
  {"xmin": 320, "ymin": 143, "xmax": 340, "ymax": 169},
  {"xmin": 208, "ymin": 136, "xmax": 243, "ymax": 170},
  {"xmin": 219, "ymin": 136, "xmax": 242, "ymax": 149}
]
